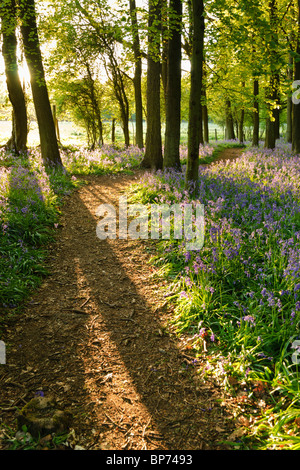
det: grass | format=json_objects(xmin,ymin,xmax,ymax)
[{"xmin": 127, "ymin": 141, "xmax": 300, "ymax": 449}]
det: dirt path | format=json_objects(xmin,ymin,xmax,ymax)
[{"xmin": 0, "ymin": 148, "xmax": 245, "ymax": 450}]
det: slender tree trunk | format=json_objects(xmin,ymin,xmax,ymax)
[
  {"xmin": 164, "ymin": 0, "xmax": 182, "ymax": 171},
  {"xmin": 238, "ymin": 82, "xmax": 245, "ymax": 144},
  {"xmin": 239, "ymin": 109, "xmax": 244, "ymax": 144},
  {"xmin": 161, "ymin": 0, "xmax": 168, "ymax": 107},
  {"xmin": 202, "ymin": 68, "xmax": 209, "ymax": 143},
  {"xmin": 293, "ymin": 0, "xmax": 300, "ymax": 153},
  {"xmin": 19, "ymin": 0, "xmax": 62, "ymax": 168},
  {"xmin": 106, "ymin": 54, "xmax": 130, "ymax": 147},
  {"xmin": 265, "ymin": 74, "xmax": 279, "ymax": 149},
  {"xmin": 141, "ymin": 0, "xmax": 163, "ymax": 170},
  {"xmin": 274, "ymin": 74, "xmax": 280, "ymax": 140},
  {"xmin": 129, "ymin": 0, "xmax": 143, "ymax": 149},
  {"xmin": 1, "ymin": 0, "xmax": 28, "ymax": 153},
  {"xmin": 225, "ymin": 99, "xmax": 235, "ymax": 140},
  {"xmin": 252, "ymin": 78, "xmax": 259, "ymax": 146},
  {"xmin": 112, "ymin": 118, "xmax": 116, "ymax": 144},
  {"xmin": 185, "ymin": 0, "xmax": 204, "ymax": 191},
  {"xmin": 86, "ymin": 63, "xmax": 103, "ymax": 147},
  {"xmin": 287, "ymin": 53, "xmax": 293, "ymax": 143},
  {"xmin": 52, "ymin": 104, "xmax": 60, "ymax": 143},
  {"xmin": 122, "ymin": 114, "xmax": 130, "ymax": 148},
  {"xmin": 265, "ymin": 0, "xmax": 279, "ymax": 149},
  {"xmin": 202, "ymin": 103, "xmax": 209, "ymax": 143}
]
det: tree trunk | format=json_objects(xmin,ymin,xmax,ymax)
[
  {"xmin": 112, "ymin": 118, "xmax": 116, "ymax": 144},
  {"xmin": 265, "ymin": 74, "xmax": 279, "ymax": 149},
  {"xmin": 287, "ymin": 60, "xmax": 293, "ymax": 143},
  {"xmin": 1, "ymin": 0, "xmax": 28, "ymax": 153},
  {"xmin": 185, "ymin": 0, "xmax": 204, "ymax": 191},
  {"xmin": 239, "ymin": 109, "xmax": 244, "ymax": 144},
  {"xmin": 86, "ymin": 63, "xmax": 103, "ymax": 147},
  {"xmin": 293, "ymin": 0, "xmax": 300, "ymax": 153},
  {"xmin": 252, "ymin": 78, "xmax": 259, "ymax": 146},
  {"xmin": 225, "ymin": 99, "xmax": 235, "ymax": 140},
  {"xmin": 164, "ymin": 0, "xmax": 182, "ymax": 171},
  {"xmin": 129, "ymin": 0, "xmax": 144, "ymax": 149},
  {"xmin": 105, "ymin": 54, "xmax": 130, "ymax": 147},
  {"xmin": 202, "ymin": 103, "xmax": 209, "ymax": 143},
  {"xmin": 274, "ymin": 75, "xmax": 280, "ymax": 140},
  {"xmin": 161, "ymin": 0, "xmax": 168, "ymax": 107},
  {"xmin": 238, "ymin": 82, "xmax": 245, "ymax": 144},
  {"xmin": 122, "ymin": 115, "xmax": 130, "ymax": 148},
  {"xmin": 52, "ymin": 105, "xmax": 60, "ymax": 143},
  {"xmin": 264, "ymin": 0, "xmax": 279, "ymax": 150},
  {"xmin": 19, "ymin": 0, "xmax": 62, "ymax": 168},
  {"xmin": 141, "ymin": 0, "xmax": 163, "ymax": 170},
  {"xmin": 202, "ymin": 63, "xmax": 209, "ymax": 143},
  {"xmin": 287, "ymin": 33, "xmax": 294, "ymax": 143}
]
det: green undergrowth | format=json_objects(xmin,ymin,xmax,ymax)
[{"xmin": 127, "ymin": 142, "xmax": 300, "ymax": 449}]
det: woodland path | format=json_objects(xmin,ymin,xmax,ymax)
[{"xmin": 0, "ymin": 147, "xmax": 245, "ymax": 450}]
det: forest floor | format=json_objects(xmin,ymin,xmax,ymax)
[{"xmin": 0, "ymin": 147, "xmax": 247, "ymax": 451}]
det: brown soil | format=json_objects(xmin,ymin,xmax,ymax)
[{"xmin": 0, "ymin": 148, "xmax": 248, "ymax": 451}]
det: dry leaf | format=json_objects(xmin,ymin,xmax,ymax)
[
  {"xmin": 227, "ymin": 428, "xmax": 245, "ymax": 441},
  {"xmin": 215, "ymin": 426, "xmax": 225, "ymax": 432},
  {"xmin": 238, "ymin": 416, "xmax": 250, "ymax": 427}
]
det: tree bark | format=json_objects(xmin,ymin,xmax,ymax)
[
  {"xmin": 252, "ymin": 78, "xmax": 259, "ymax": 146},
  {"xmin": 141, "ymin": 0, "xmax": 163, "ymax": 170},
  {"xmin": 225, "ymin": 99, "xmax": 235, "ymax": 140},
  {"xmin": 185, "ymin": 0, "xmax": 204, "ymax": 191},
  {"xmin": 202, "ymin": 103, "xmax": 209, "ymax": 143},
  {"xmin": 52, "ymin": 104, "xmax": 60, "ymax": 143},
  {"xmin": 112, "ymin": 118, "xmax": 116, "ymax": 144},
  {"xmin": 86, "ymin": 62, "xmax": 103, "ymax": 147},
  {"xmin": 239, "ymin": 109, "xmax": 244, "ymax": 144},
  {"xmin": 265, "ymin": 73, "xmax": 279, "ymax": 149},
  {"xmin": 0, "ymin": 0, "xmax": 28, "ymax": 153},
  {"xmin": 164, "ymin": 0, "xmax": 182, "ymax": 171},
  {"xmin": 238, "ymin": 82, "xmax": 245, "ymax": 144},
  {"xmin": 202, "ymin": 67, "xmax": 209, "ymax": 143},
  {"xmin": 129, "ymin": 0, "xmax": 144, "ymax": 149},
  {"xmin": 104, "ymin": 53, "xmax": 130, "ymax": 147},
  {"xmin": 264, "ymin": 0, "xmax": 279, "ymax": 149},
  {"xmin": 274, "ymin": 75, "xmax": 280, "ymax": 140},
  {"xmin": 19, "ymin": 0, "xmax": 62, "ymax": 168},
  {"xmin": 161, "ymin": 0, "xmax": 168, "ymax": 107},
  {"xmin": 287, "ymin": 50, "xmax": 293, "ymax": 143}
]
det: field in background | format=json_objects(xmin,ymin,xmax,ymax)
[
  {"xmin": 0, "ymin": 121, "xmax": 86, "ymax": 147},
  {"xmin": 0, "ymin": 120, "xmax": 228, "ymax": 148}
]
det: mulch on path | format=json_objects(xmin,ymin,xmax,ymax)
[{"xmin": 0, "ymin": 148, "xmax": 246, "ymax": 450}]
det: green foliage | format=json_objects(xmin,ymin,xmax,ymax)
[
  {"xmin": 128, "ymin": 143, "xmax": 300, "ymax": 449},
  {"xmin": 2, "ymin": 424, "xmax": 70, "ymax": 450}
]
